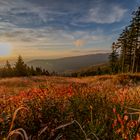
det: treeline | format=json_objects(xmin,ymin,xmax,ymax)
[
  {"xmin": 68, "ymin": 64, "xmax": 110, "ymax": 77},
  {"xmin": 109, "ymin": 6, "xmax": 140, "ymax": 74},
  {"xmin": 0, "ymin": 56, "xmax": 50, "ymax": 78}
]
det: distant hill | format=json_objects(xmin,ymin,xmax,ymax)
[
  {"xmin": 70, "ymin": 63, "xmax": 110, "ymax": 76},
  {"xmin": 27, "ymin": 53, "xmax": 109, "ymax": 73}
]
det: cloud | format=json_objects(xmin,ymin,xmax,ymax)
[
  {"xmin": 0, "ymin": 0, "xmax": 50, "ymax": 27},
  {"xmin": 78, "ymin": 5, "xmax": 127, "ymax": 24},
  {"xmin": 71, "ymin": 28, "xmax": 114, "ymax": 47},
  {"xmin": 0, "ymin": 0, "xmax": 134, "ymax": 59},
  {"xmin": 70, "ymin": 48, "xmax": 111, "ymax": 56},
  {"xmin": 0, "ymin": 0, "xmax": 129, "ymax": 29},
  {"xmin": 73, "ymin": 39, "xmax": 86, "ymax": 47},
  {"xmin": 0, "ymin": 20, "xmax": 114, "ymax": 59},
  {"xmin": 72, "ymin": 48, "xmax": 110, "ymax": 53}
]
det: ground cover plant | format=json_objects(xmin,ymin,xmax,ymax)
[{"xmin": 0, "ymin": 74, "xmax": 140, "ymax": 140}]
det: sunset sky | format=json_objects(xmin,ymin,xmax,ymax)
[{"xmin": 0, "ymin": 0, "xmax": 139, "ymax": 60}]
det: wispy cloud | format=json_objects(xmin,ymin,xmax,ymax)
[
  {"xmin": 0, "ymin": 0, "xmax": 137, "ymax": 59},
  {"xmin": 71, "ymin": 48, "xmax": 110, "ymax": 56},
  {"xmin": 78, "ymin": 5, "xmax": 127, "ymax": 24},
  {"xmin": 73, "ymin": 39, "xmax": 86, "ymax": 47}
]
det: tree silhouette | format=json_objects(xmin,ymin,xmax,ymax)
[
  {"xmin": 109, "ymin": 42, "xmax": 119, "ymax": 73},
  {"xmin": 0, "ymin": 55, "xmax": 50, "ymax": 78},
  {"xmin": 15, "ymin": 55, "xmax": 28, "ymax": 76},
  {"xmin": 5, "ymin": 60, "xmax": 13, "ymax": 77},
  {"xmin": 112, "ymin": 6, "xmax": 140, "ymax": 73}
]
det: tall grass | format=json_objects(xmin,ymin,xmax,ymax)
[{"xmin": 0, "ymin": 75, "xmax": 140, "ymax": 139}]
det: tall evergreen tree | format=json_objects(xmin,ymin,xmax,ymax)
[
  {"xmin": 0, "ymin": 55, "xmax": 50, "ymax": 77},
  {"xmin": 15, "ymin": 55, "xmax": 28, "ymax": 76},
  {"xmin": 131, "ymin": 7, "xmax": 140, "ymax": 72},
  {"xmin": 112, "ymin": 6, "xmax": 140, "ymax": 73},
  {"xmin": 5, "ymin": 60, "xmax": 13, "ymax": 77},
  {"xmin": 109, "ymin": 42, "xmax": 119, "ymax": 73}
]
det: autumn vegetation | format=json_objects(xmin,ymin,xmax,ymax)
[{"xmin": 0, "ymin": 75, "xmax": 140, "ymax": 140}]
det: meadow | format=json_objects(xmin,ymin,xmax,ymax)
[{"xmin": 0, "ymin": 74, "xmax": 140, "ymax": 140}]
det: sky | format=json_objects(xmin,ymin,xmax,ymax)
[{"xmin": 0, "ymin": 0, "xmax": 139, "ymax": 60}]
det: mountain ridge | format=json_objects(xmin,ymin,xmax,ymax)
[{"xmin": 27, "ymin": 53, "xmax": 110, "ymax": 73}]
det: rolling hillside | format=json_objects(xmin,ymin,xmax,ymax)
[{"xmin": 27, "ymin": 53, "xmax": 109, "ymax": 73}]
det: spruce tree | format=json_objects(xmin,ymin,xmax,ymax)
[
  {"xmin": 5, "ymin": 60, "xmax": 13, "ymax": 77},
  {"xmin": 109, "ymin": 42, "xmax": 119, "ymax": 73},
  {"xmin": 113, "ymin": 6, "xmax": 140, "ymax": 73},
  {"xmin": 15, "ymin": 55, "xmax": 28, "ymax": 76}
]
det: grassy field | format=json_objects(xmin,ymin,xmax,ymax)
[{"xmin": 0, "ymin": 74, "xmax": 140, "ymax": 140}]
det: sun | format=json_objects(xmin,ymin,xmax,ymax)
[{"xmin": 0, "ymin": 43, "xmax": 12, "ymax": 57}]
